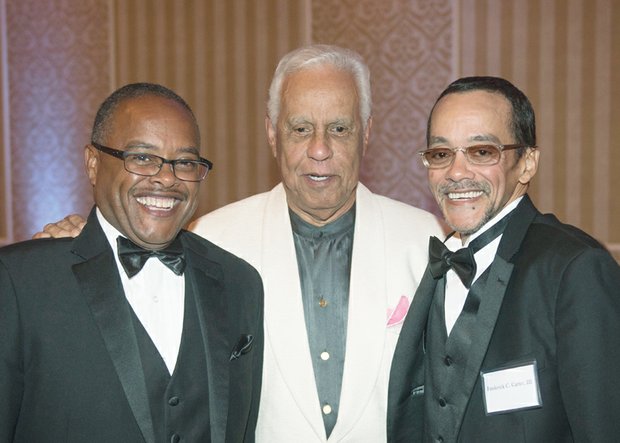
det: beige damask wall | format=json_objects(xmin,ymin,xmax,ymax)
[
  {"xmin": 311, "ymin": 0, "xmax": 453, "ymax": 214},
  {"xmin": 1, "ymin": 0, "xmax": 618, "ymax": 261}
]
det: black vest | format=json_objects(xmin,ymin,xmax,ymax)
[
  {"xmin": 132, "ymin": 287, "xmax": 211, "ymax": 443},
  {"xmin": 424, "ymin": 268, "xmax": 492, "ymax": 443}
]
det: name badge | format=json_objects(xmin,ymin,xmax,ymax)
[{"xmin": 480, "ymin": 360, "xmax": 542, "ymax": 415}]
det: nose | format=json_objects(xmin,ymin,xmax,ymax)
[
  {"xmin": 307, "ymin": 132, "xmax": 332, "ymax": 161},
  {"xmin": 444, "ymin": 150, "xmax": 474, "ymax": 181},
  {"xmin": 151, "ymin": 162, "xmax": 177, "ymax": 186}
]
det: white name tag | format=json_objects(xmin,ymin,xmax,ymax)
[{"xmin": 480, "ymin": 360, "xmax": 542, "ymax": 415}]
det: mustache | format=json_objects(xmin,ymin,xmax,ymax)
[{"xmin": 436, "ymin": 180, "xmax": 491, "ymax": 195}]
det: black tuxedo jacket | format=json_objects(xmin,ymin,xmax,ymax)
[
  {"xmin": 387, "ymin": 196, "xmax": 620, "ymax": 442},
  {"xmin": 0, "ymin": 209, "xmax": 264, "ymax": 443}
]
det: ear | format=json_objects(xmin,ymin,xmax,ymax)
[
  {"xmin": 361, "ymin": 116, "xmax": 372, "ymax": 157},
  {"xmin": 265, "ymin": 116, "xmax": 277, "ymax": 158},
  {"xmin": 84, "ymin": 144, "xmax": 99, "ymax": 186},
  {"xmin": 518, "ymin": 147, "xmax": 540, "ymax": 184}
]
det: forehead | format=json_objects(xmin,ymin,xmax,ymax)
[
  {"xmin": 280, "ymin": 66, "xmax": 360, "ymax": 121},
  {"xmin": 430, "ymin": 90, "xmax": 512, "ymax": 142},
  {"xmin": 109, "ymin": 95, "xmax": 198, "ymax": 144}
]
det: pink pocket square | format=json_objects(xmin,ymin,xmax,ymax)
[{"xmin": 386, "ymin": 295, "xmax": 410, "ymax": 327}]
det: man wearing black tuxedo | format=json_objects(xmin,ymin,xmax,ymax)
[
  {"xmin": 0, "ymin": 83, "xmax": 263, "ymax": 442},
  {"xmin": 387, "ymin": 76, "xmax": 620, "ymax": 442}
]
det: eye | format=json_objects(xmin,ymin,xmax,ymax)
[
  {"xmin": 173, "ymin": 159, "xmax": 199, "ymax": 171},
  {"xmin": 467, "ymin": 144, "xmax": 500, "ymax": 162},
  {"xmin": 126, "ymin": 153, "xmax": 158, "ymax": 165},
  {"xmin": 328, "ymin": 124, "xmax": 350, "ymax": 135},
  {"xmin": 429, "ymin": 148, "xmax": 452, "ymax": 160},
  {"xmin": 292, "ymin": 124, "xmax": 312, "ymax": 135}
]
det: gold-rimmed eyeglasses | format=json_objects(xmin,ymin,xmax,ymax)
[{"xmin": 418, "ymin": 143, "xmax": 534, "ymax": 169}]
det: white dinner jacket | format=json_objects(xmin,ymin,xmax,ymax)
[{"xmin": 190, "ymin": 183, "xmax": 442, "ymax": 442}]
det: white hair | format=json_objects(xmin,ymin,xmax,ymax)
[{"xmin": 267, "ymin": 44, "xmax": 372, "ymax": 129}]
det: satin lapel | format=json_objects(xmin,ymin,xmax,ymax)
[
  {"xmin": 331, "ymin": 186, "xmax": 390, "ymax": 439},
  {"xmin": 183, "ymin": 235, "xmax": 229, "ymax": 443},
  {"xmin": 260, "ymin": 186, "xmax": 326, "ymax": 437},
  {"xmin": 388, "ymin": 265, "xmax": 438, "ymax": 405},
  {"xmin": 72, "ymin": 213, "xmax": 155, "ymax": 443},
  {"xmin": 444, "ymin": 196, "xmax": 537, "ymax": 431}
]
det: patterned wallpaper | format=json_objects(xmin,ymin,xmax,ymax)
[
  {"xmin": 311, "ymin": 0, "xmax": 453, "ymax": 215},
  {"xmin": 2, "ymin": 0, "xmax": 109, "ymax": 241}
]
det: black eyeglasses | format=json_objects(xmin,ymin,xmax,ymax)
[
  {"xmin": 91, "ymin": 142, "xmax": 213, "ymax": 182},
  {"xmin": 418, "ymin": 143, "xmax": 533, "ymax": 169}
]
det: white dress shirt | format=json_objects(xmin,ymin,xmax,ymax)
[
  {"xmin": 444, "ymin": 197, "xmax": 522, "ymax": 335},
  {"xmin": 97, "ymin": 209, "xmax": 185, "ymax": 374}
]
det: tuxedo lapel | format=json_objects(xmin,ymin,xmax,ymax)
[
  {"xmin": 387, "ymin": 266, "xmax": 438, "ymax": 440},
  {"xmin": 183, "ymin": 234, "xmax": 229, "ymax": 443},
  {"xmin": 72, "ymin": 211, "xmax": 155, "ymax": 443},
  {"xmin": 393, "ymin": 265, "xmax": 438, "ymax": 385}
]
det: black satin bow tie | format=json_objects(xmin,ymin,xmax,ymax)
[
  {"xmin": 428, "ymin": 210, "xmax": 514, "ymax": 288},
  {"xmin": 429, "ymin": 237, "xmax": 477, "ymax": 288},
  {"xmin": 117, "ymin": 236, "xmax": 186, "ymax": 278}
]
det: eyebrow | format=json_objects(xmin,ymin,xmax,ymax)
[
  {"xmin": 124, "ymin": 143, "xmax": 201, "ymax": 157},
  {"xmin": 428, "ymin": 134, "xmax": 503, "ymax": 146}
]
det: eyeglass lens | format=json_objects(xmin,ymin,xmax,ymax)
[
  {"xmin": 423, "ymin": 144, "xmax": 502, "ymax": 168},
  {"xmin": 124, "ymin": 153, "xmax": 209, "ymax": 181}
]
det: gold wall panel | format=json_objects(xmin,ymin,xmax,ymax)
[
  {"xmin": 110, "ymin": 0, "xmax": 311, "ymax": 219},
  {"xmin": 456, "ymin": 0, "xmax": 620, "ymax": 259}
]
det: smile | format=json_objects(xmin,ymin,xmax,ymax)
[
  {"xmin": 136, "ymin": 196, "xmax": 177, "ymax": 210},
  {"xmin": 308, "ymin": 175, "xmax": 330, "ymax": 182},
  {"xmin": 447, "ymin": 191, "xmax": 484, "ymax": 200}
]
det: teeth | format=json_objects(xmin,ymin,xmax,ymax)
[
  {"xmin": 309, "ymin": 175, "xmax": 329, "ymax": 182},
  {"xmin": 448, "ymin": 191, "xmax": 483, "ymax": 200},
  {"xmin": 136, "ymin": 196, "xmax": 176, "ymax": 209}
]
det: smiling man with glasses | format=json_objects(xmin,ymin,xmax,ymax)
[
  {"xmin": 388, "ymin": 76, "xmax": 620, "ymax": 443},
  {"xmin": 0, "ymin": 82, "xmax": 263, "ymax": 443}
]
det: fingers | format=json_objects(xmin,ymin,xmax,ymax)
[{"xmin": 31, "ymin": 214, "xmax": 86, "ymax": 239}]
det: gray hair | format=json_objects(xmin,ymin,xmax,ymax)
[{"xmin": 267, "ymin": 44, "xmax": 372, "ymax": 129}]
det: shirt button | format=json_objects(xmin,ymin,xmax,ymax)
[
  {"xmin": 168, "ymin": 396, "xmax": 180, "ymax": 406},
  {"xmin": 322, "ymin": 404, "xmax": 332, "ymax": 415},
  {"xmin": 439, "ymin": 397, "xmax": 447, "ymax": 407},
  {"xmin": 319, "ymin": 297, "xmax": 328, "ymax": 308},
  {"xmin": 320, "ymin": 351, "xmax": 330, "ymax": 361},
  {"xmin": 170, "ymin": 434, "xmax": 180, "ymax": 443},
  {"xmin": 444, "ymin": 356, "xmax": 453, "ymax": 366}
]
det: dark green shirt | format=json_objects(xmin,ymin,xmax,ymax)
[{"xmin": 289, "ymin": 205, "xmax": 355, "ymax": 438}]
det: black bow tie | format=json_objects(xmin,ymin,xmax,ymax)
[
  {"xmin": 429, "ymin": 237, "xmax": 477, "ymax": 288},
  {"xmin": 428, "ymin": 211, "xmax": 514, "ymax": 289},
  {"xmin": 117, "ymin": 236, "xmax": 186, "ymax": 278}
]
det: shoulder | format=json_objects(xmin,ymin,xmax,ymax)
[
  {"xmin": 526, "ymin": 213, "xmax": 609, "ymax": 257},
  {"xmin": 0, "ymin": 237, "xmax": 74, "ymax": 269},
  {"xmin": 358, "ymin": 184, "xmax": 444, "ymax": 236},
  {"xmin": 182, "ymin": 230, "xmax": 261, "ymax": 279},
  {"xmin": 190, "ymin": 188, "xmax": 275, "ymax": 235}
]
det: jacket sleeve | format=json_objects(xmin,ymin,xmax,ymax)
[
  {"xmin": 556, "ymin": 247, "xmax": 620, "ymax": 441},
  {"xmin": 0, "ymin": 259, "xmax": 23, "ymax": 442}
]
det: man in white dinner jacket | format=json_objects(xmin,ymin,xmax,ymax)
[{"xmin": 192, "ymin": 44, "xmax": 442, "ymax": 442}]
